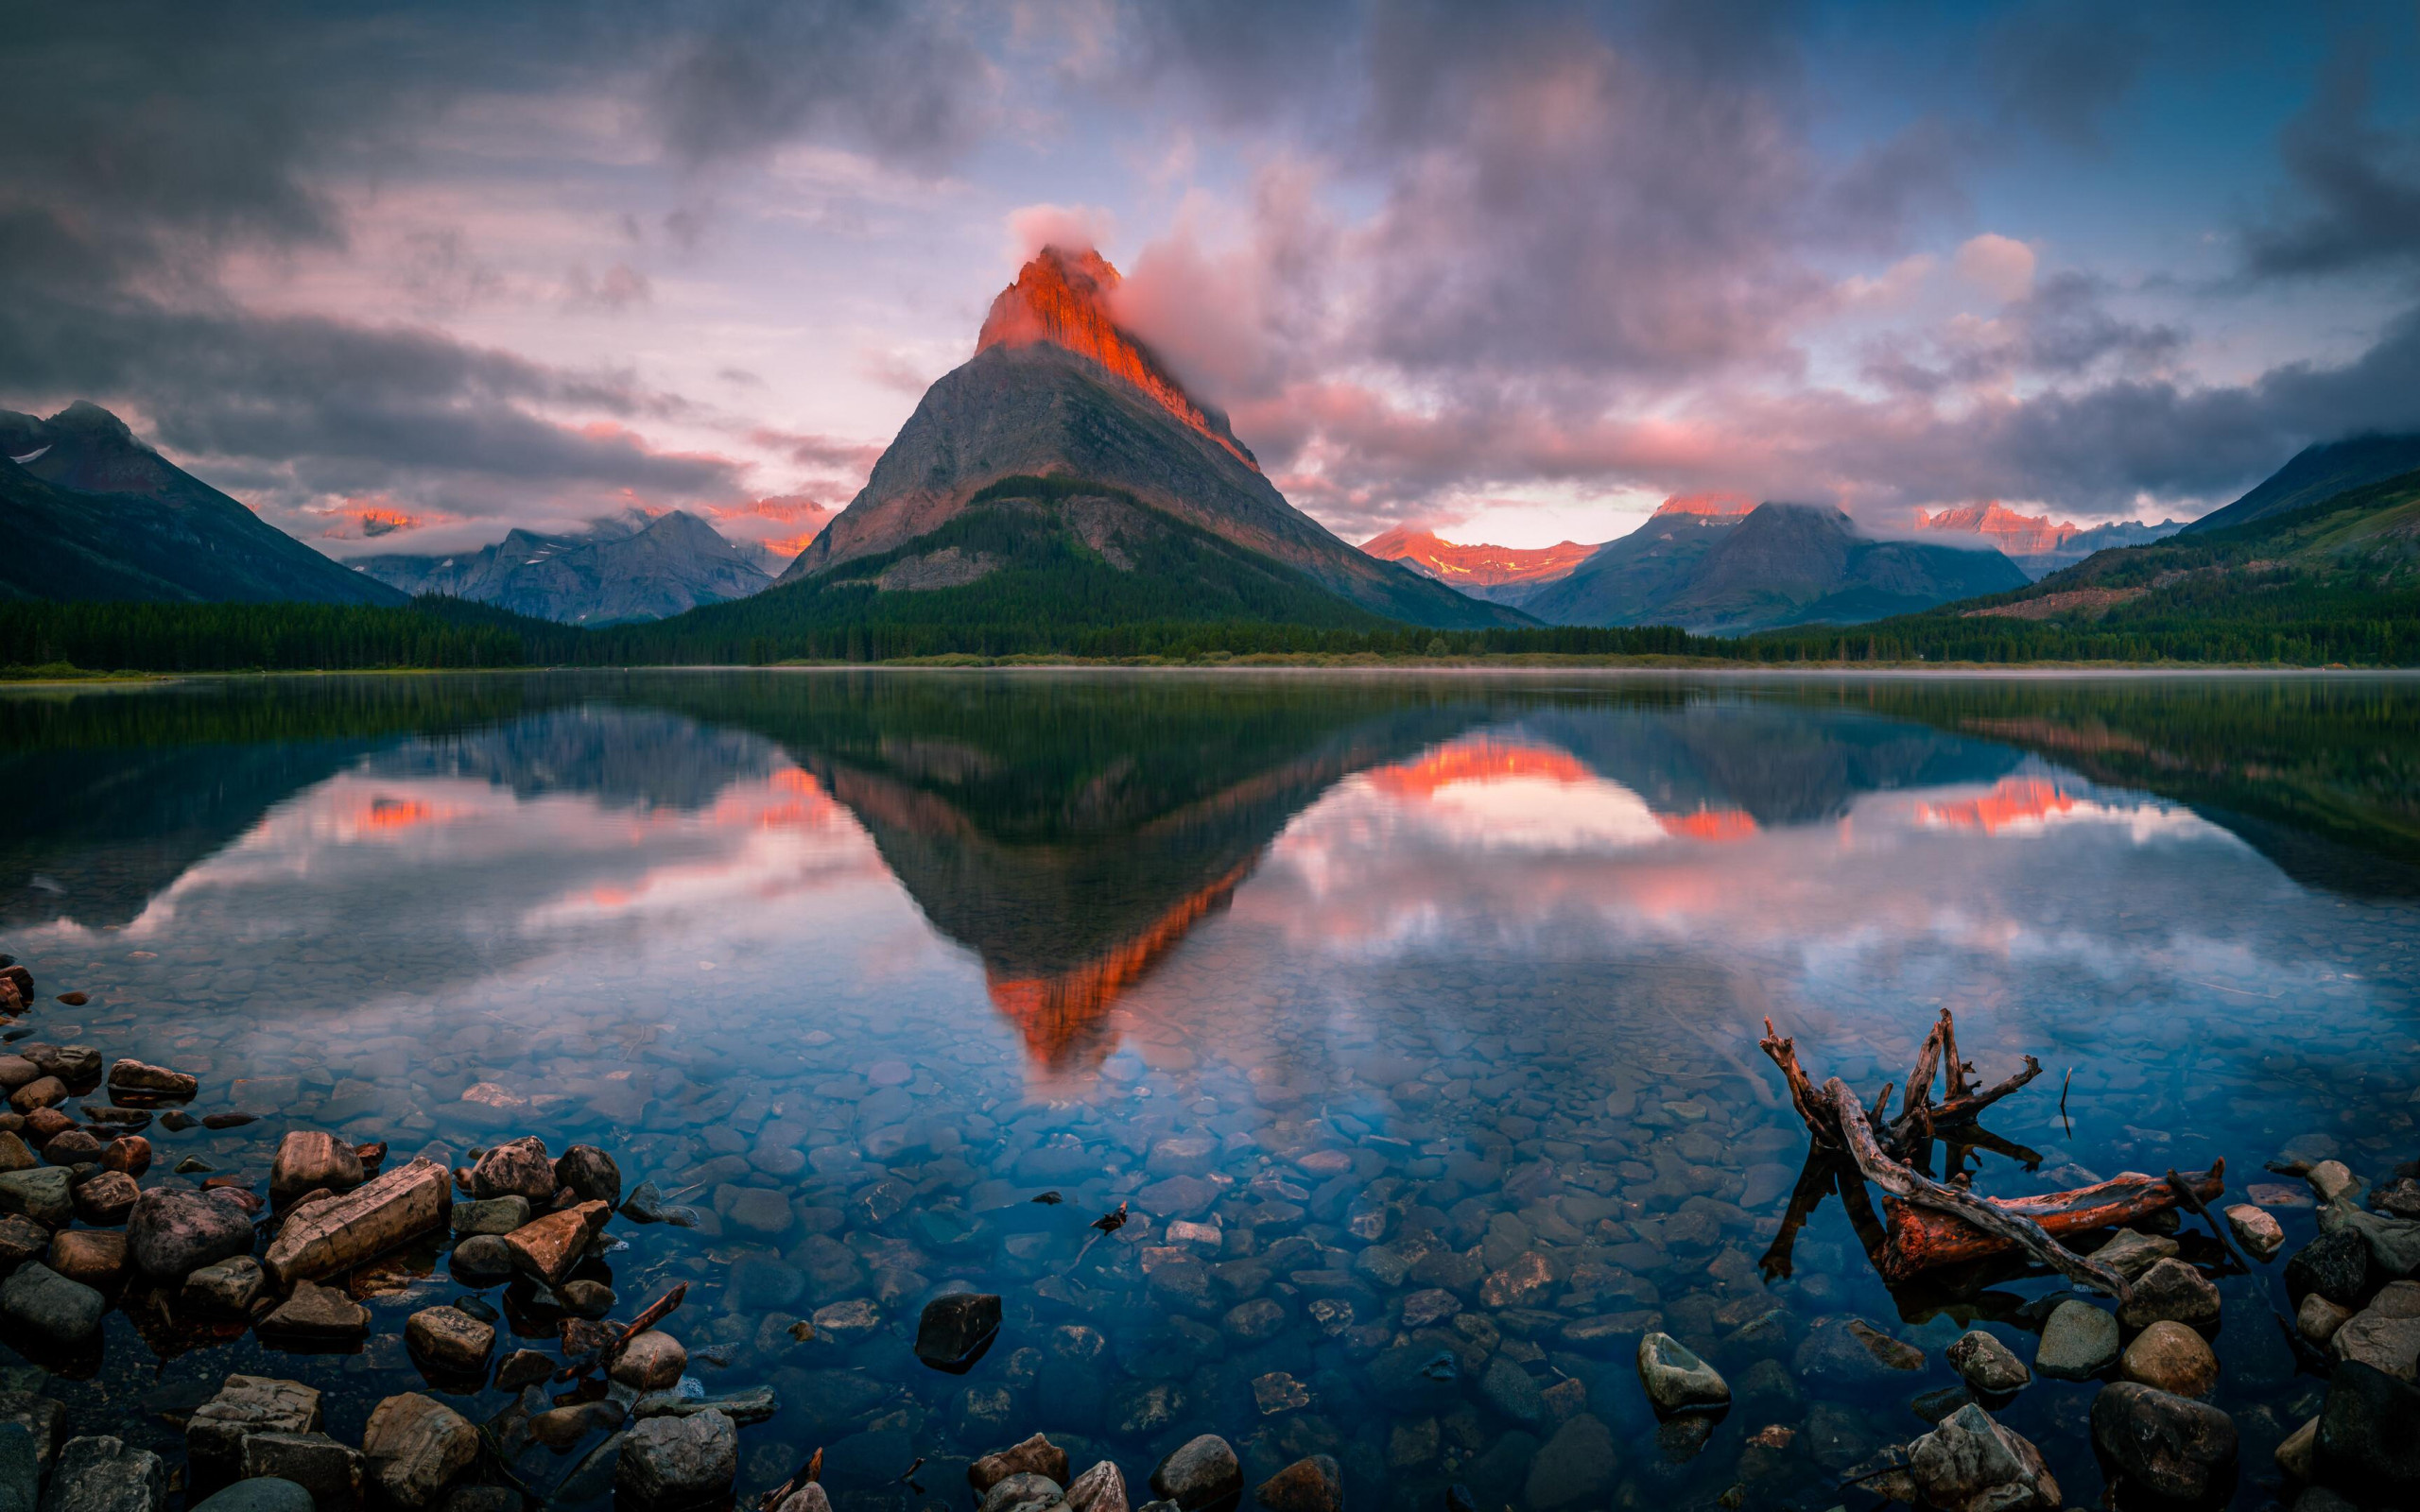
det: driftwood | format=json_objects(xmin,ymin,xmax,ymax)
[
  {"xmin": 1826, "ymin": 1078, "xmax": 2135, "ymax": 1300},
  {"xmin": 1880, "ymin": 1159, "xmax": 2223, "ymax": 1279}
]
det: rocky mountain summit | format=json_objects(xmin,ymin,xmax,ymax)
[
  {"xmin": 355, "ymin": 510, "xmax": 771, "ymax": 625},
  {"xmin": 1357, "ymin": 528, "xmax": 1600, "ymax": 607}
]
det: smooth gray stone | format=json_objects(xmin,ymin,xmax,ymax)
[{"xmin": 188, "ymin": 1482, "xmax": 316, "ymax": 1512}]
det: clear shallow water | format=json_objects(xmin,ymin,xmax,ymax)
[{"xmin": 3, "ymin": 670, "xmax": 2417, "ymax": 1511}]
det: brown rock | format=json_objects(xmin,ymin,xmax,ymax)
[
  {"xmin": 187, "ymin": 1375, "xmax": 323, "ymax": 1475},
  {"xmin": 500, "ymin": 1199, "xmax": 609, "ymax": 1285},
  {"xmin": 47, "ymin": 1229, "xmax": 129, "ymax": 1289},
  {"xmin": 10, "ymin": 1075, "xmax": 66, "ymax": 1113},
  {"xmin": 241, "ymin": 1431, "xmax": 364, "ymax": 1504},
  {"xmin": 42, "ymin": 1129, "xmax": 104, "ymax": 1165},
  {"xmin": 608, "ymin": 1330, "xmax": 687, "ymax": 1391},
  {"xmin": 971, "ymin": 1433, "xmax": 1071, "ymax": 1494},
  {"xmin": 260, "ymin": 1279, "xmax": 372, "ymax": 1341},
  {"xmin": 0, "ymin": 1131, "xmax": 32, "ymax": 1172},
  {"xmin": 362, "ymin": 1393, "xmax": 478, "ymax": 1510},
  {"xmin": 2122, "ymin": 1320, "xmax": 2219, "ymax": 1399},
  {"xmin": 471, "ymin": 1136, "xmax": 556, "ymax": 1204},
  {"xmin": 263, "ymin": 1157, "xmax": 453, "ymax": 1288},
  {"xmin": 24, "ymin": 1108, "xmax": 74, "ymax": 1144},
  {"xmin": 1254, "ymin": 1454, "xmax": 1342, "ymax": 1511},
  {"xmin": 1479, "ymin": 1249, "xmax": 1555, "ymax": 1309},
  {"xmin": 271, "ymin": 1130, "xmax": 365, "ymax": 1203},
  {"xmin": 2118, "ymin": 1259, "xmax": 2222, "ymax": 1330},
  {"xmin": 72, "ymin": 1170, "xmax": 140, "ymax": 1226},
  {"xmin": 101, "ymin": 1135, "xmax": 151, "ymax": 1177},
  {"xmin": 406, "ymin": 1306, "xmax": 497, "ymax": 1377},
  {"xmin": 108, "ymin": 1059, "xmax": 199, "ymax": 1099},
  {"xmin": 0, "ymin": 1213, "xmax": 47, "ymax": 1267}
]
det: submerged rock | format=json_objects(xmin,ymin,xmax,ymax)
[
  {"xmin": 915, "ymin": 1292, "xmax": 1001, "ymax": 1371},
  {"xmin": 0, "ymin": 1263, "xmax": 102, "ymax": 1345},
  {"xmin": 1636, "ymin": 1332, "xmax": 1729, "ymax": 1412},
  {"xmin": 972, "ymin": 1435, "xmax": 1069, "ymax": 1494},
  {"xmin": 614, "ymin": 1410, "xmax": 735, "ymax": 1511},
  {"xmin": 2090, "ymin": 1382, "xmax": 2237, "ymax": 1503},
  {"xmin": 1150, "ymin": 1435, "xmax": 1240, "ymax": 1511},
  {"xmin": 1907, "ymin": 1403, "xmax": 2059, "ymax": 1512}
]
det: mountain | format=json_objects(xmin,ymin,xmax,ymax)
[
  {"xmin": 1517, "ymin": 494, "xmax": 1754, "ymax": 626},
  {"xmin": 1524, "ymin": 500, "xmax": 2028, "ymax": 634},
  {"xmin": 1957, "ymin": 466, "xmax": 2420, "ymax": 626},
  {"xmin": 0, "ymin": 402, "xmax": 406, "ymax": 606},
  {"xmin": 354, "ymin": 509, "xmax": 771, "ymax": 625},
  {"xmin": 770, "ymin": 246, "xmax": 1525, "ymax": 630},
  {"xmin": 1357, "ymin": 527, "xmax": 1599, "ymax": 606},
  {"xmin": 2184, "ymin": 432, "xmax": 2420, "ymax": 535},
  {"xmin": 1912, "ymin": 502, "xmax": 2186, "ymax": 579}
]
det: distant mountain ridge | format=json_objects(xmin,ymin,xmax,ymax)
[
  {"xmin": 0, "ymin": 402, "xmax": 405, "ymax": 606},
  {"xmin": 354, "ymin": 509, "xmax": 772, "ymax": 624},
  {"xmin": 1357, "ymin": 527, "xmax": 1599, "ymax": 605},
  {"xmin": 1522, "ymin": 500, "xmax": 2027, "ymax": 633},
  {"xmin": 1912, "ymin": 502, "xmax": 2186, "ymax": 579},
  {"xmin": 771, "ymin": 245, "xmax": 1526, "ymax": 630}
]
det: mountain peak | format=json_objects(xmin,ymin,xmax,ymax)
[
  {"xmin": 977, "ymin": 245, "xmax": 1257, "ymax": 471},
  {"xmin": 1652, "ymin": 492, "xmax": 1756, "ymax": 519},
  {"xmin": 1358, "ymin": 526, "xmax": 1598, "ymax": 590},
  {"xmin": 1914, "ymin": 501, "xmax": 2079, "ymax": 554}
]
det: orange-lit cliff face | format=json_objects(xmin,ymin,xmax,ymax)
[
  {"xmin": 1358, "ymin": 527, "xmax": 1599, "ymax": 589},
  {"xmin": 977, "ymin": 246, "xmax": 1258, "ymax": 472},
  {"xmin": 1918, "ymin": 777, "xmax": 2082, "ymax": 834},
  {"xmin": 1652, "ymin": 492, "xmax": 1757, "ymax": 519},
  {"xmin": 1914, "ymin": 502, "xmax": 2079, "ymax": 555}
]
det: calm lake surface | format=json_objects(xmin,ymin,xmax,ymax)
[{"xmin": 4, "ymin": 670, "xmax": 2417, "ymax": 1511}]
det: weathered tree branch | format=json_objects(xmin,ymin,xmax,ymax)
[
  {"xmin": 1759, "ymin": 1018, "xmax": 1835, "ymax": 1146},
  {"xmin": 1824, "ymin": 1077, "xmax": 2135, "ymax": 1301}
]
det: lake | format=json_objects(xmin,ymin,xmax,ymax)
[{"xmin": 3, "ymin": 670, "xmax": 2416, "ymax": 1511}]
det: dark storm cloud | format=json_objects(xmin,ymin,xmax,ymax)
[
  {"xmin": 1984, "ymin": 2, "xmax": 2153, "ymax": 151},
  {"xmin": 0, "ymin": 2, "xmax": 993, "ymax": 522},
  {"xmin": 2242, "ymin": 54, "xmax": 2420, "ymax": 278}
]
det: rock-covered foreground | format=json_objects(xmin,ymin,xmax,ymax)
[{"xmin": 3, "ymin": 938, "xmax": 2419, "ymax": 1512}]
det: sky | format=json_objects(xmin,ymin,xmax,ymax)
[{"xmin": 5, "ymin": 1, "xmax": 2418, "ymax": 558}]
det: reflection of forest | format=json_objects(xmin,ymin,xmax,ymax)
[{"xmin": 5, "ymin": 671, "xmax": 2411, "ymax": 1014}]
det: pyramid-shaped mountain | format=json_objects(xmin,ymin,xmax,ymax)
[
  {"xmin": 771, "ymin": 247, "xmax": 1526, "ymax": 629},
  {"xmin": 0, "ymin": 402, "xmax": 405, "ymax": 605}
]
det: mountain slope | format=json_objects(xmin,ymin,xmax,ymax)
[
  {"xmin": 0, "ymin": 402, "xmax": 405, "ymax": 606},
  {"xmin": 1519, "ymin": 497, "xmax": 1751, "ymax": 626},
  {"xmin": 1358, "ymin": 527, "xmax": 1599, "ymax": 606},
  {"xmin": 778, "ymin": 247, "xmax": 1526, "ymax": 631},
  {"xmin": 2184, "ymin": 432, "xmax": 2420, "ymax": 535},
  {"xmin": 354, "ymin": 509, "xmax": 770, "ymax": 624}
]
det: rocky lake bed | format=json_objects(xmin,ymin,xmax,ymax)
[{"xmin": 1, "ymin": 670, "xmax": 2416, "ymax": 1511}]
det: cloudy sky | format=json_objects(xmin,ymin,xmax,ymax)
[{"xmin": 6, "ymin": 1, "xmax": 2417, "ymax": 557}]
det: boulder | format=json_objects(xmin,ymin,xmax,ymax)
[
  {"xmin": 498, "ymin": 1199, "xmax": 608, "ymax": 1285},
  {"xmin": 2322, "ymin": 1198, "xmax": 2420, "ymax": 1281},
  {"xmin": 0, "ymin": 1134, "xmax": 32, "ymax": 1174},
  {"xmin": 977, "ymin": 1473, "xmax": 1062, "ymax": 1512},
  {"xmin": 470, "ymin": 1138, "xmax": 554, "ymax": 1204},
  {"xmin": 1150, "ymin": 1435, "xmax": 1241, "ymax": 1511},
  {"xmin": 2225, "ymin": 1203, "xmax": 2286, "ymax": 1262},
  {"xmin": 1064, "ymin": 1462, "xmax": 1129, "ymax": 1512},
  {"xmin": 971, "ymin": 1435, "xmax": 1067, "ymax": 1494},
  {"xmin": 1945, "ymin": 1330, "xmax": 2031, "ymax": 1395},
  {"xmin": 2118, "ymin": 1258, "xmax": 2222, "ymax": 1329},
  {"xmin": 105, "ymin": 1061, "xmax": 196, "ymax": 1100},
  {"xmin": 404, "ymin": 1308, "xmax": 494, "ymax": 1378},
  {"xmin": 1253, "ymin": 1455, "xmax": 1340, "ymax": 1512},
  {"xmin": 2095, "ymin": 1228, "xmax": 2180, "ymax": 1280},
  {"xmin": 99, "ymin": 1138, "xmax": 150, "ymax": 1178},
  {"xmin": 2331, "ymin": 1280, "xmax": 2420, "ymax": 1383},
  {"xmin": 187, "ymin": 1482, "xmax": 316, "ymax": 1512},
  {"xmin": 41, "ymin": 1437, "xmax": 164, "ymax": 1512},
  {"xmin": 126, "ymin": 1188, "xmax": 253, "ymax": 1281},
  {"xmin": 1, "ymin": 1263, "xmax": 102, "ymax": 1345},
  {"xmin": 2287, "ymin": 1228, "xmax": 2373, "ymax": 1307},
  {"xmin": 2314, "ymin": 1359, "xmax": 2420, "ymax": 1502},
  {"xmin": 0, "ymin": 1169, "xmax": 71, "ymax": 1229},
  {"xmin": 42, "ymin": 1132, "xmax": 104, "ymax": 1167},
  {"xmin": 0, "ymin": 1216, "xmax": 48, "ymax": 1270},
  {"xmin": 608, "ymin": 1332, "xmax": 687, "ymax": 1391},
  {"xmin": 554, "ymin": 1145, "xmax": 621, "ymax": 1207},
  {"xmin": 182, "ymin": 1258, "xmax": 266, "ymax": 1315},
  {"xmin": 1523, "ymin": 1415, "xmax": 1616, "ymax": 1509},
  {"xmin": 237, "ymin": 1433, "xmax": 361, "ymax": 1506},
  {"xmin": 1907, "ymin": 1403, "xmax": 2059, "ymax": 1512},
  {"xmin": 614, "ymin": 1410, "xmax": 735, "ymax": 1510},
  {"xmin": 360, "ymin": 1396, "xmax": 476, "ymax": 1511},
  {"xmin": 68, "ymin": 1174, "xmax": 138, "ymax": 1228},
  {"xmin": 2090, "ymin": 1382, "xmax": 2237, "ymax": 1503},
  {"xmin": 9, "ymin": 1078, "xmax": 65, "ymax": 1116},
  {"xmin": 2299, "ymin": 1293, "xmax": 2354, "ymax": 1345},
  {"xmin": 44, "ymin": 1231, "xmax": 126, "ymax": 1290},
  {"xmin": 493, "ymin": 1350, "xmax": 553, "ymax": 1391},
  {"xmin": 448, "ymin": 1235, "xmax": 512, "ymax": 1283},
  {"xmin": 262, "ymin": 1158, "xmax": 452, "ymax": 1288},
  {"xmin": 2308, "ymin": 1160, "xmax": 2360, "ymax": 1204},
  {"xmin": 447, "ymin": 1197, "xmax": 527, "ymax": 1237},
  {"xmin": 2121, "ymin": 1320, "xmax": 2218, "ymax": 1399},
  {"xmin": 186, "ymin": 1377, "xmax": 321, "ymax": 1477},
  {"xmin": 268, "ymin": 1133, "xmax": 362, "ymax": 1204},
  {"xmin": 915, "ymin": 1291, "xmax": 1001, "ymax": 1371},
  {"xmin": 258, "ymin": 1280, "xmax": 369, "ymax": 1342},
  {"xmin": 1635, "ymin": 1331, "xmax": 1728, "ymax": 1412}
]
